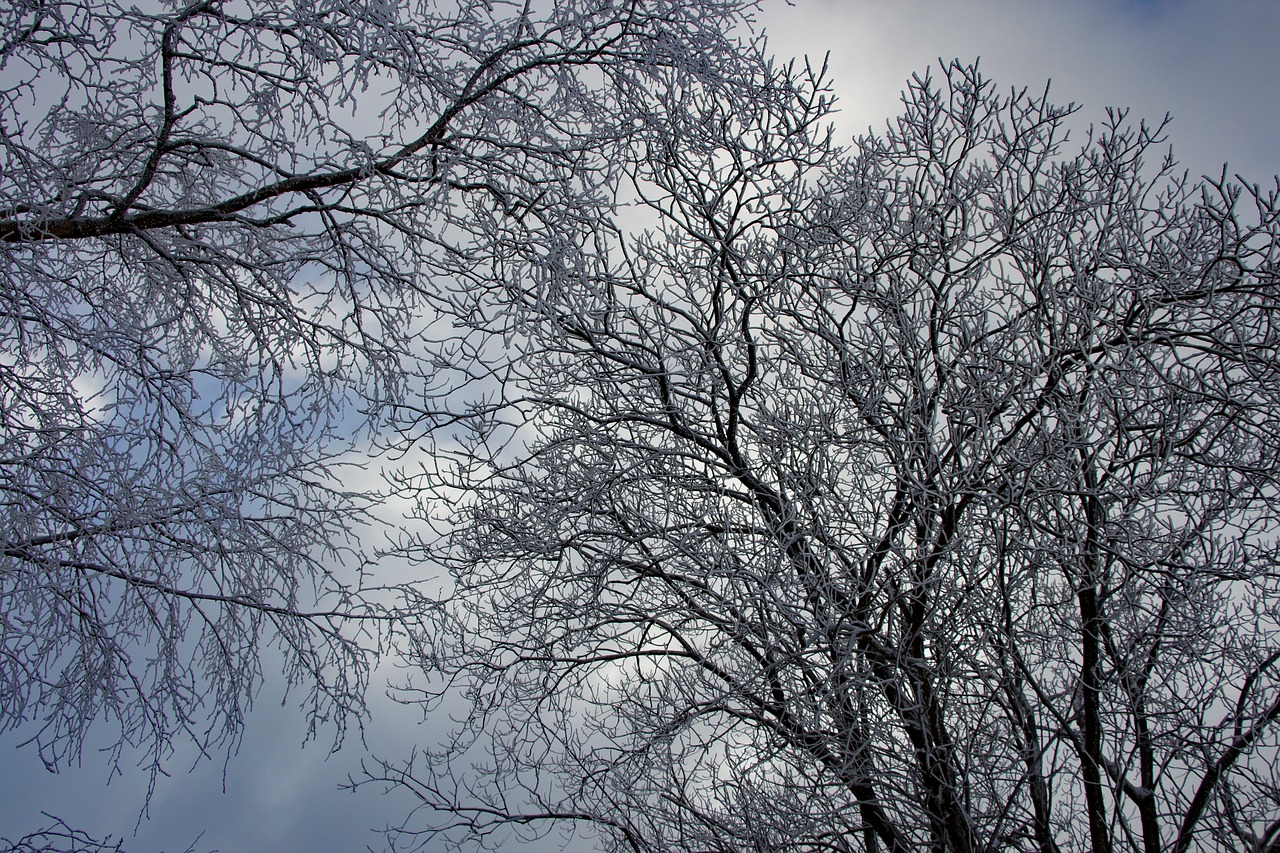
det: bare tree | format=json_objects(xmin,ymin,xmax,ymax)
[
  {"xmin": 1, "ymin": 815, "xmax": 127, "ymax": 853},
  {"xmin": 377, "ymin": 61, "xmax": 1280, "ymax": 852},
  {"xmin": 0, "ymin": 0, "xmax": 766, "ymax": 827}
]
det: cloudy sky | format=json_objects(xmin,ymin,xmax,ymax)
[
  {"xmin": 763, "ymin": 0, "xmax": 1279, "ymax": 185},
  {"xmin": 2, "ymin": 1, "xmax": 1277, "ymax": 851}
]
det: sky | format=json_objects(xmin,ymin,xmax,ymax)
[
  {"xmin": 2, "ymin": 1, "xmax": 1278, "ymax": 851},
  {"xmin": 760, "ymin": 0, "xmax": 1280, "ymax": 186}
]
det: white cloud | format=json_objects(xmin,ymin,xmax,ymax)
[{"xmin": 758, "ymin": 0, "xmax": 1280, "ymax": 183}]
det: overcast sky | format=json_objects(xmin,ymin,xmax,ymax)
[
  {"xmin": 762, "ymin": 0, "xmax": 1279, "ymax": 185},
  {"xmin": 3, "ymin": 1, "xmax": 1277, "ymax": 851}
]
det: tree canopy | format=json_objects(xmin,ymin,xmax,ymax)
[
  {"xmin": 0, "ymin": 0, "xmax": 765, "ymax": 823},
  {"xmin": 3, "ymin": 2, "xmax": 1280, "ymax": 852},
  {"xmin": 374, "ymin": 61, "xmax": 1280, "ymax": 853}
]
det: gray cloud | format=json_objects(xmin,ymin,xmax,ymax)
[{"xmin": 758, "ymin": 0, "xmax": 1279, "ymax": 184}]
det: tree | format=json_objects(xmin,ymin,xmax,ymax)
[
  {"xmin": 375, "ymin": 61, "xmax": 1280, "ymax": 852},
  {"xmin": 0, "ymin": 0, "xmax": 765, "ymax": 828}
]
